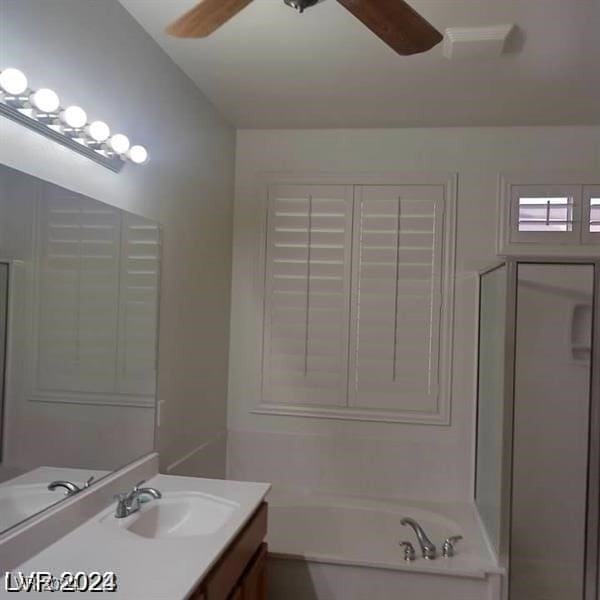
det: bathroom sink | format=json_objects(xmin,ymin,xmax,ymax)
[{"xmin": 101, "ymin": 491, "xmax": 239, "ymax": 539}]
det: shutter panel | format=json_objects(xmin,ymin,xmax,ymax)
[
  {"xmin": 36, "ymin": 187, "xmax": 120, "ymax": 393},
  {"xmin": 349, "ymin": 185, "xmax": 444, "ymax": 412},
  {"xmin": 262, "ymin": 184, "xmax": 353, "ymax": 406},
  {"xmin": 116, "ymin": 213, "xmax": 160, "ymax": 397}
]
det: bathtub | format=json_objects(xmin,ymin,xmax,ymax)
[{"xmin": 266, "ymin": 488, "xmax": 504, "ymax": 600}]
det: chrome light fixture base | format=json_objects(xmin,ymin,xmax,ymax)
[{"xmin": 0, "ymin": 102, "xmax": 124, "ymax": 173}]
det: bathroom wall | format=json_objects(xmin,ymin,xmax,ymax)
[
  {"xmin": 0, "ymin": 0, "xmax": 236, "ymax": 477},
  {"xmin": 228, "ymin": 125, "xmax": 600, "ymax": 501}
]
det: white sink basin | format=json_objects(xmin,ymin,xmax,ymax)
[
  {"xmin": 101, "ymin": 491, "xmax": 240, "ymax": 539},
  {"xmin": 0, "ymin": 483, "xmax": 68, "ymax": 530}
]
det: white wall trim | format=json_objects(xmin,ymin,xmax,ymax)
[{"xmin": 165, "ymin": 430, "xmax": 227, "ymax": 474}]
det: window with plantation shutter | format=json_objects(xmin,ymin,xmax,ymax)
[
  {"xmin": 259, "ymin": 178, "xmax": 455, "ymax": 424},
  {"xmin": 349, "ymin": 185, "xmax": 444, "ymax": 413},
  {"xmin": 30, "ymin": 186, "xmax": 159, "ymax": 407},
  {"xmin": 262, "ymin": 184, "xmax": 353, "ymax": 407}
]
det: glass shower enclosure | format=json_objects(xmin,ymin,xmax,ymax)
[{"xmin": 476, "ymin": 261, "xmax": 599, "ymax": 600}]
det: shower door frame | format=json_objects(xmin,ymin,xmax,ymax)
[
  {"xmin": 497, "ymin": 259, "xmax": 600, "ymax": 600},
  {"xmin": 586, "ymin": 259, "xmax": 600, "ymax": 600}
]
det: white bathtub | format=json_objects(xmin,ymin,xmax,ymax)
[{"xmin": 266, "ymin": 488, "xmax": 504, "ymax": 600}]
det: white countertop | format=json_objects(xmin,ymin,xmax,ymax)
[{"xmin": 1, "ymin": 474, "xmax": 270, "ymax": 599}]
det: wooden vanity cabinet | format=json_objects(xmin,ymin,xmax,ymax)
[{"xmin": 190, "ymin": 503, "xmax": 268, "ymax": 600}]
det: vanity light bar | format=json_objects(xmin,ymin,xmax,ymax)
[{"xmin": 0, "ymin": 68, "xmax": 149, "ymax": 173}]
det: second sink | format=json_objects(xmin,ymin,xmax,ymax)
[{"xmin": 102, "ymin": 491, "xmax": 239, "ymax": 539}]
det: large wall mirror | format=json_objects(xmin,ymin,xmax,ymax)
[{"xmin": 0, "ymin": 163, "xmax": 160, "ymax": 534}]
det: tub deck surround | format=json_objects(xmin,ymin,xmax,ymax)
[
  {"xmin": 2, "ymin": 475, "xmax": 270, "ymax": 599},
  {"xmin": 266, "ymin": 487, "xmax": 503, "ymax": 579}
]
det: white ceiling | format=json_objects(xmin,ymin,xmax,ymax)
[{"xmin": 120, "ymin": 0, "xmax": 600, "ymax": 128}]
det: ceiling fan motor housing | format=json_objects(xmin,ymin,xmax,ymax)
[{"xmin": 283, "ymin": 0, "xmax": 321, "ymax": 13}]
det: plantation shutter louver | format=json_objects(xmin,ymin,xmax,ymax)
[
  {"xmin": 349, "ymin": 185, "xmax": 444, "ymax": 412},
  {"xmin": 262, "ymin": 184, "xmax": 353, "ymax": 406}
]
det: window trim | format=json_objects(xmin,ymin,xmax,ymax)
[
  {"xmin": 253, "ymin": 171, "xmax": 457, "ymax": 426},
  {"xmin": 583, "ymin": 185, "xmax": 600, "ymax": 245},
  {"xmin": 509, "ymin": 184, "xmax": 581, "ymax": 245},
  {"xmin": 498, "ymin": 173, "xmax": 600, "ymax": 257}
]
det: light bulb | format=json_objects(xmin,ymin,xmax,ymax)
[
  {"xmin": 108, "ymin": 134, "xmax": 130, "ymax": 155},
  {"xmin": 29, "ymin": 88, "xmax": 60, "ymax": 113},
  {"xmin": 60, "ymin": 105, "xmax": 87, "ymax": 129},
  {"xmin": 127, "ymin": 145, "xmax": 148, "ymax": 165},
  {"xmin": 86, "ymin": 120, "xmax": 110, "ymax": 142},
  {"xmin": 0, "ymin": 68, "xmax": 28, "ymax": 95}
]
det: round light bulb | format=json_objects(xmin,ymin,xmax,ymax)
[
  {"xmin": 108, "ymin": 134, "xmax": 130, "ymax": 155},
  {"xmin": 127, "ymin": 145, "xmax": 148, "ymax": 165},
  {"xmin": 60, "ymin": 105, "xmax": 87, "ymax": 129},
  {"xmin": 86, "ymin": 120, "xmax": 110, "ymax": 142},
  {"xmin": 29, "ymin": 88, "xmax": 60, "ymax": 113},
  {"xmin": 0, "ymin": 68, "xmax": 28, "ymax": 95}
]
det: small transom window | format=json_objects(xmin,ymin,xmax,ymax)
[
  {"xmin": 517, "ymin": 197, "xmax": 574, "ymax": 232},
  {"xmin": 590, "ymin": 198, "xmax": 600, "ymax": 233}
]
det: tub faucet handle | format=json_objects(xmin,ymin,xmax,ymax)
[
  {"xmin": 441, "ymin": 535, "xmax": 463, "ymax": 557},
  {"xmin": 399, "ymin": 540, "xmax": 416, "ymax": 561}
]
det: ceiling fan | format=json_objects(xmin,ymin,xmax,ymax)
[{"xmin": 166, "ymin": 0, "xmax": 443, "ymax": 56}]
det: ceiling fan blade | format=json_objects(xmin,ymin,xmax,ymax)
[
  {"xmin": 336, "ymin": 0, "xmax": 443, "ymax": 55},
  {"xmin": 166, "ymin": 0, "xmax": 254, "ymax": 38}
]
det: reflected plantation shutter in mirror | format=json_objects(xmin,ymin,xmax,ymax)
[
  {"xmin": 116, "ymin": 214, "xmax": 160, "ymax": 396},
  {"xmin": 33, "ymin": 187, "xmax": 159, "ymax": 406},
  {"xmin": 262, "ymin": 184, "xmax": 353, "ymax": 406},
  {"xmin": 260, "ymin": 177, "xmax": 454, "ymax": 423},
  {"xmin": 349, "ymin": 186, "xmax": 443, "ymax": 412},
  {"xmin": 37, "ymin": 189, "xmax": 120, "ymax": 393}
]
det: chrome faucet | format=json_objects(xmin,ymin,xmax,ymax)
[
  {"xmin": 401, "ymin": 517, "xmax": 437, "ymax": 559},
  {"xmin": 114, "ymin": 480, "xmax": 162, "ymax": 518},
  {"xmin": 48, "ymin": 476, "xmax": 95, "ymax": 496}
]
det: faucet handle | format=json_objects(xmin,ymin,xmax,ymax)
[
  {"xmin": 399, "ymin": 541, "xmax": 416, "ymax": 561},
  {"xmin": 132, "ymin": 480, "xmax": 146, "ymax": 492},
  {"xmin": 84, "ymin": 476, "xmax": 95, "ymax": 488},
  {"xmin": 441, "ymin": 535, "xmax": 463, "ymax": 557}
]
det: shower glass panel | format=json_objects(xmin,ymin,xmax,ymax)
[
  {"xmin": 476, "ymin": 264, "xmax": 508, "ymax": 556},
  {"xmin": 511, "ymin": 263, "xmax": 593, "ymax": 600}
]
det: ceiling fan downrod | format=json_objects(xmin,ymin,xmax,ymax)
[{"xmin": 283, "ymin": 0, "xmax": 320, "ymax": 13}]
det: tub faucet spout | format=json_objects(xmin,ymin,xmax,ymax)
[{"xmin": 400, "ymin": 517, "xmax": 437, "ymax": 559}]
